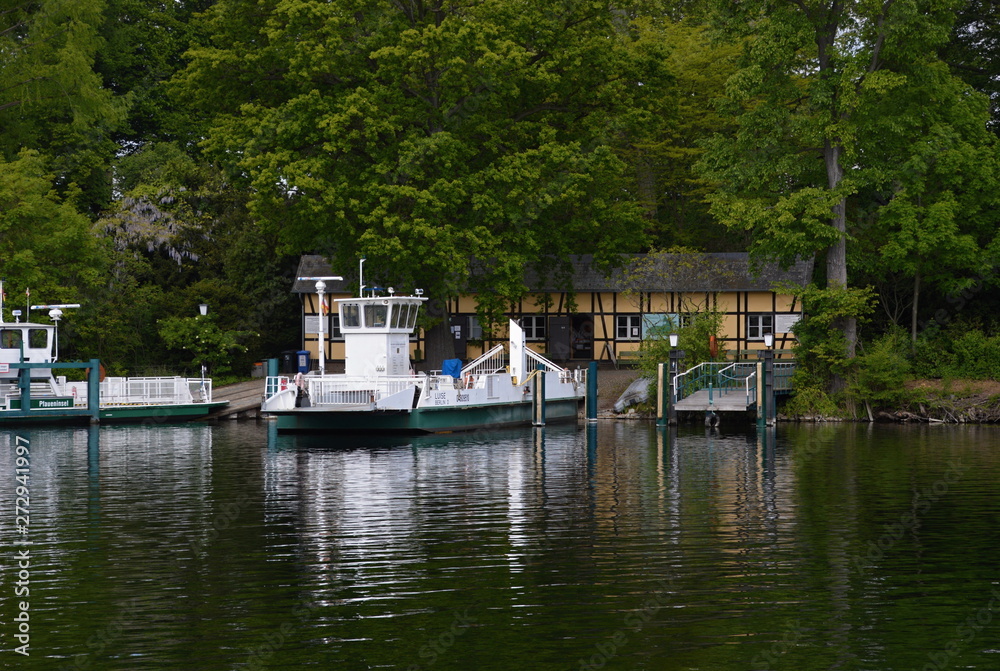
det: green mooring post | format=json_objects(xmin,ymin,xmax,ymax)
[
  {"xmin": 586, "ymin": 361, "xmax": 598, "ymax": 422},
  {"xmin": 531, "ymin": 365, "xmax": 546, "ymax": 426},
  {"xmin": 88, "ymin": 359, "xmax": 101, "ymax": 422},
  {"xmin": 267, "ymin": 358, "xmax": 279, "ymax": 378}
]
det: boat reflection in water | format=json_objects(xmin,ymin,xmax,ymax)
[{"xmin": 6, "ymin": 421, "xmax": 1000, "ymax": 670}]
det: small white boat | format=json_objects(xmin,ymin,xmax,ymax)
[
  {"xmin": 0, "ymin": 305, "xmax": 227, "ymax": 424},
  {"xmin": 261, "ymin": 289, "xmax": 586, "ymax": 433}
]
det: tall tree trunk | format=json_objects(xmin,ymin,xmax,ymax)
[
  {"xmin": 911, "ymin": 270, "xmax": 920, "ymax": 348},
  {"xmin": 422, "ymin": 298, "xmax": 456, "ymax": 371},
  {"xmin": 636, "ymin": 160, "xmax": 658, "ymax": 222},
  {"xmin": 824, "ymin": 140, "xmax": 857, "ymax": 361}
]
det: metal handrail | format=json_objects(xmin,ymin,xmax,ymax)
[
  {"xmin": 525, "ymin": 347, "xmax": 563, "ymax": 372},
  {"xmin": 462, "ymin": 344, "xmax": 507, "ymax": 379},
  {"xmin": 673, "ymin": 362, "xmax": 756, "ymax": 402}
]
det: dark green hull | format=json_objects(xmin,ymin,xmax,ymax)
[
  {"xmin": 0, "ymin": 401, "xmax": 228, "ymax": 426},
  {"xmin": 273, "ymin": 398, "xmax": 582, "ymax": 433},
  {"xmin": 99, "ymin": 401, "xmax": 229, "ymax": 423}
]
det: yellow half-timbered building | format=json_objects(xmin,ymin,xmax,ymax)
[{"xmin": 292, "ymin": 253, "xmax": 812, "ymax": 369}]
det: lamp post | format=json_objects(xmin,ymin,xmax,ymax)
[
  {"xmin": 198, "ymin": 304, "xmax": 208, "ymax": 381},
  {"xmin": 762, "ymin": 332, "xmax": 775, "ymax": 426},
  {"xmin": 297, "ymin": 275, "xmax": 344, "ymax": 377},
  {"xmin": 657, "ymin": 333, "xmax": 685, "ymax": 427}
]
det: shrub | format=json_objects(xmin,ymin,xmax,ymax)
[{"xmin": 848, "ymin": 328, "xmax": 915, "ymax": 410}]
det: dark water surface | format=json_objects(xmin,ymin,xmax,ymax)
[{"xmin": 2, "ymin": 421, "xmax": 999, "ymax": 670}]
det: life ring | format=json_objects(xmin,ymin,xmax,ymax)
[
  {"xmin": 465, "ymin": 375, "xmax": 475, "ymax": 389},
  {"xmin": 294, "ymin": 372, "xmax": 305, "ymax": 389}
]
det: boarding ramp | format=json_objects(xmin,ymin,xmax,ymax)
[{"xmin": 672, "ymin": 360, "xmax": 797, "ymax": 414}]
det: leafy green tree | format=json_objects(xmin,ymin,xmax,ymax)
[
  {"xmin": 96, "ymin": 0, "xmax": 213, "ymax": 148},
  {"xmin": 0, "ymin": 0, "xmax": 125, "ymax": 216},
  {"xmin": 941, "ymin": 0, "xmax": 1000, "ymax": 129},
  {"xmin": 158, "ymin": 312, "xmax": 250, "ymax": 376},
  {"xmin": 701, "ymin": 0, "xmax": 970, "ymax": 369},
  {"xmin": 0, "ymin": 151, "xmax": 106, "ymax": 309},
  {"xmin": 625, "ymin": 19, "xmax": 740, "ymax": 251},
  {"xmin": 174, "ymin": 0, "xmax": 672, "ymax": 366},
  {"xmin": 851, "ymin": 62, "xmax": 1000, "ymax": 343},
  {"xmin": 92, "ymin": 142, "xmax": 301, "ymax": 371}
]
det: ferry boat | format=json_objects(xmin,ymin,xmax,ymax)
[
  {"xmin": 0, "ymin": 305, "xmax": 228, "ymax": 424},
  {"xmin": 261, "ymin": 287, "xmax": 586, "ymax": 433}
]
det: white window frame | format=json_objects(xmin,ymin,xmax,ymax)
[
  {"xmin": 468, "ymin": 315, "xmax": 483, "ymax": 340},
  {"xmin": 747, "ymin": 314, "xmax": 774, "ymax": 341},
  {"xmin": 616, "ymin": 315, "xmax": 643, "ymax": 341},
  {"xmin": 521, "ymin": 316, "xmax": 547, "ymax": 341}
]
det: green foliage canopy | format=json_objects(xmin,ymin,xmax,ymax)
[{"xmin": 175, "ymin": 0, "xmax": 672, "ymax": 315}]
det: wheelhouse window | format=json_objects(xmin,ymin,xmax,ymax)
[
  {"xmin": 364, "ymin": 303, "xmax": 388, "ymax": 328},
  {"xmin": 747, "ymin": 314, "xmax": 774, "ymax": 340},
  {"xmin": 616, "ymin": 315, "xmax": 643, "ymax": 341},
  {"xmin": 0, "ymin": 329, "xmax": 22, "ymax": 349},
  {"xmin": 28, "ymin": 329, "xmax": 48, "ymax": 348},
  {"xmin": 521, "ymin": 316, "xmax": 546, "ymax": 341},
  {"xmin": 341, "ymin": 303, "xmax": 361, "ymax": 328}
]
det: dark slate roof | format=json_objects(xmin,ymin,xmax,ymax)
[{"xmin": 292, "ymin": 253, "xmax": 813, "ymax": 295}]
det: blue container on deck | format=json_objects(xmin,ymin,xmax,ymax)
[{"xmin": 297, "ymin": 350, "xmax": 311, "ymax": 374}]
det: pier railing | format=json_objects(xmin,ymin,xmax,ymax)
[{"xmin": 673, "ymin": 362, "xmax": 757, "ymax": 403}]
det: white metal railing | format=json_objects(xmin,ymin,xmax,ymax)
[
  {"xmin": 745, "ymin": 369, "xmax": 758, "ymax": 407},
  {"xmin": 673, "ymin": 362, "xmax": 756, "ymax": 403},
  {"xmin": 526, "ymin": 347, "xmax": 563, "ymax": 373},
  {"xmin": 305, "ymin": 374, "xmax": 424, "ymax": 406},
  {"xmin": 94, "ymin": 377, "xmax": 210, "ymax": 406},
  {"xmin": 462, "ymin": 344, "xmax": 508, "ymax": 380}
]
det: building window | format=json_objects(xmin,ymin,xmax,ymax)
[
  {"xmin": 616, "ymin": 315, "xmax": 643, "ymax": 341},
  {"xmin": 329, "ymin": 315, "xmax": 342, "ymax": 340},
  {"xmin": 468, "ymin": 315, "xmax": 483, "ymax": 340},
  {"xmin": 747, "ymin": 314, "xmax": 774, "ymax": 340},
  {"xmin": 521, "ymin": 316, "xmax": 546, "ymax": 341}
]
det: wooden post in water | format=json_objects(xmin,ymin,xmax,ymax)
[
  {"xmin": 656, "ymin": 362, "xmax": 668, "ymax": 427},
  {"xmin": 531, "ymin": 365, "xmax": 545, "ymax": 426}
]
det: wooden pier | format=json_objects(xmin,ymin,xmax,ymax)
[{"xmin": 202, "ymin": 379, "xmax": 265, "ymax": 420}]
